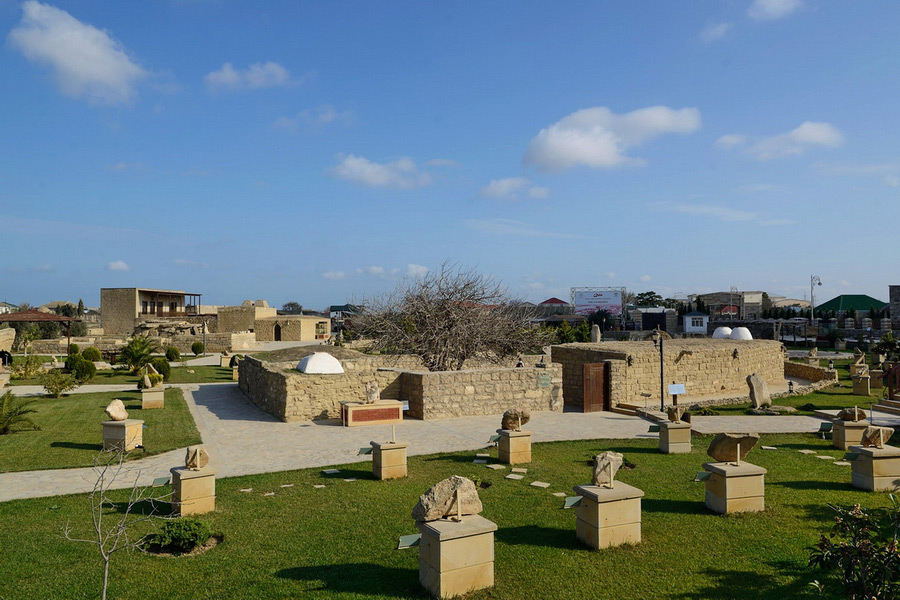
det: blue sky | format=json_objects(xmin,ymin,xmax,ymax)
[{"xmin": 2, "ymin": 0, "xmax": 898, "ymax": 310}]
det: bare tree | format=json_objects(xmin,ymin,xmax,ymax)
[
  {"xmin": 64, "ymin": 451, "xmax": 170, "ymax": 600},
  {"xmin": 354, "ymin": 262, "xmax": 552, "ymax": 371}
]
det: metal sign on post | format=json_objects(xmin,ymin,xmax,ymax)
[{"xmin": 668, "ymin": 384, "xmax": 686, "ymax": 396}]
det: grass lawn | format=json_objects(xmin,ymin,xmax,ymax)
[
  {"xmin": 0, "ymin": 434, "xmax": 888, "ymax": 599},
  {"xmin": 9, "ymin": 365, "xmax": 234, "ymax": 386},
  {"xmin": 0, "ymin": 388, "xmax": 201, "ymax": 472}
]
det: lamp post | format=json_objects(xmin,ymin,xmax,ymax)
[
  {"xmin": 810, "ymin": 275, "xmax": 822, "ymax": 324},
  {"xmin": 653, "ymin": 327, "xmax": 665, "ymax": 412},
  {"xmin": 729, "ymin": 286, "xmax": 739, "ymax": 320}
]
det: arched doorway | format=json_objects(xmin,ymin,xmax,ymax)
[{"xmin": 274, "ymin": 324, "xmax": 282, "ymax": 341}]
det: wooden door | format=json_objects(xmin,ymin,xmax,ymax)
[{"xmin": 583, "ymin": 362, "xmax": 609, "ymax": 412}]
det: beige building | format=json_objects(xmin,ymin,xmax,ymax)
[
  {"xmin": 216, "ymin": 300, "xmax": 330, "ymax": 342},
  {"xmin": 100, "ymin": 288, "xmax": 203, "ymax": 335}
]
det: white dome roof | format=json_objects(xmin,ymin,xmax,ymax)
[
  {"xmin": 712, "ymin": 327, "xmax": 732, "ymax": 339},
  {"xmin": 296, "ymin": 352, "xmax": 344, "ymax": 374},
  {"xmin": 729, "ymin": 327, "xmax": 753, "ymax": 340}
]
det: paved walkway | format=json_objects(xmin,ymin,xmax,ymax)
[{"xmin": 0, "ymin": 382, "xmax": 827, "ymax": 502}]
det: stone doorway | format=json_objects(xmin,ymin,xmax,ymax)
[{"xmin": 274, "ymin": 324, "xmax": 282, "ymax": 341}]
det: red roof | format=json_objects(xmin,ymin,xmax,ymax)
[
  {"xmin": 0, "ymin": 309, "xmax": 79, "ymax": 323},
  {"xmin": 539, "ymin": 297, "xmax": 569, "ymax": 305}
]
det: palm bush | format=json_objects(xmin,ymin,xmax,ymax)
[
  {"xmin": 120, "ymin": 336, "xmax": 161, "ymax": 374},
  {"xmin": 0, "ymin": 390, "xmax": 41, "ymax": 434}
]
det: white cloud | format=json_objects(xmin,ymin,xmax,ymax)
[
  {"xmin": 481, "ymin": 177, "xmax": 550, "ymax": 200},
  {"xmin": 527, "ymin": 186, "xmax": 550, "ymax": 199},
  {"xmin": 406, "ymin": 264, "xmax": 429, "ymax": 278},
  {"xmin": 606, "ymin": 272, "xmax": 616, "ymax": 279},
  {"xmin": 813, "ymin": 161, "xmax": 900, "ymax": 187},
  {"xmin": 205, "ymin": 61, "xmax": 292, "ymax": 92},
  {"xmin": 748, "ymin": 0, "xmax": 803, "ymax": 21},
  {"xmin": 654, "ymin": 202, "xmax": 795, "ymax": 226},
  {"xmin": 700, "ymin": 22, "xmax": 732, "ymax": 43},
  {"xmin": 717, "ymin": 121, "xmax": 843, "ymax": 160},
  {"xmin": 524, "ymin": 105, "xmax": 701, "ymax": 171},
  {"xmin": 107, "ymin": 260, "xmax": 130, "ymax": 272},
  {"xmin": 466, "ymin": 219, "xmax": 581, "ymax": 239},
  {"xmin": 640, "ymin": 275, "xmax": 651, "ymax": 282},
  {"xmin": 273, "ymin": 104, "xmax": 353, "ymax": 130},
  {"xmin": 322, "ymin": 271, "xmax": 345, "ymax": 280},
  {"xmin": 330, "ymin": 154, "xmax": 432, "ymax": 189},
  {"xmin": 8, "ymin": 1, "xmax": 147, "ymax": 105}
]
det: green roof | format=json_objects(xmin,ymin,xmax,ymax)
[{"xmin": 815, "ymin": 294, "xmax": 886, "ymax": 313}]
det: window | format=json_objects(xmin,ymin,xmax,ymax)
[
  {"xmin": 141, "ymin": 301, "xmax": 148, "ymax": 314},
  {"xmin": 691, "ymin": 318, "xmax": 704, "ymax": 327},
  {"xmin": 316, "ymin": 322, "xmax": 327, "ymax": 335}
]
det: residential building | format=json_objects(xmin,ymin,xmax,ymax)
[{"xmin": 100, "ymin": 288, "xmax": 203, "ymax": 335}]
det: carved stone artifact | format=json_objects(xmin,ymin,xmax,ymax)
[
  {"xmin": 501, "ymin": 408, "xmax": 530, "ymax": 431},
  {"xmin": 861, "ymin": 426, "xmax": 894, "ymax": 449},
  {"xmin": 747, "ymin": 373, "xmax": 770, "ymax": 409},
  {"xmin": 592, "ymin": 451, "xmax": 623, "ymax": 488},
  {"xmin": 837, "ymin": 407, "xmax": 867, "ymax": 422},
  {"xmin": 185, "ymin": 446, "xmax": 210, "ymax": 470},
  {"xmin": 666, "ymin": 405, "xmax": 684, "ymax": 423},
  {"xmin": 412, "ymin": 475, "xmax": 483, "ymax": 522},
  {"xmin": 707, "ymin": 432, "xmax": 760, "ymax": 463},
  {"xmin": 147, "ymin": 363, "xmax": 159, "ymax": 376},
  {"xmin": 104, "ymin": 399, "xmax": 128, "ymax": 421},
  {"xmin": 364, "ymin": 380, "xmax": 380, "ymax": 404}
]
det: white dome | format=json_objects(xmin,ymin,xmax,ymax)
[
  {"xmin": 712, "ymin": 327, "xmax": 732, "ymax": 339},
  {"xmin": 729, "ymin": 327, "xmax": 753, "ymax": 340},
  {"xmin": 296, "ymin": 352, "xmax": 344, "ymax": 374}
]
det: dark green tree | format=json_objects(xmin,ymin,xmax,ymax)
[{"xmin": 634, "ymin": 291, "xmax": 664, "ymax": 307}]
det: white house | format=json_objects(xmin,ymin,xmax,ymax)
[{"xmin": 683, "ymin": 311, "xmax": 709, "ymax": 335}]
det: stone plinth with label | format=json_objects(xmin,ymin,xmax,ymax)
[
  {"xmin": 703, "ymin": 462, "xmax": 767, "ymax": 514},
  {"xmin": 852, "ymin": 376, "xmax": 871, "ymax": 396},
  {"xmin": 341, "ymin": 400, "xmax": 403, "ymax": 427},
  {"xmin": 850, "ymin": 445, "xmax": 900, "ymax": 492},
  {"xmin": 497, "ymin": 429, "xmax": 531, "ymax": 464},
  {"xmin": 102, "ymin": 419, "xmax": 143, "ymax": 452},
  {"xmin": 659, "ymin": 421, "xmax": 692, "ymax": 454},
  {"xmin": 372, "ymin": 441, "xmax": 408, "ymax": 480},
  {"xmin": 171, "ymin": 466, "xmax": 216, "ymax": 515},
  {"xmin": 573, "ymin": 482, "xmax": 644, "ymax": 549},
  {"xmin": 141, "ymin": 387, "xmax": 164, "ymax": 409},
  {"xmin": 833, "ymin": 420, "xmax": 869, "ymax": 450},
  {"xmin": 417, "ymin": 515, "xmax": 496, "ymax": 599}
]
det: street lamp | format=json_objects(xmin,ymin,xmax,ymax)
[
  {"xmin": 652, "ymin": 327, "xmax": 665, "ymax": 412},
  {"xmin": 729, "ymin": 286, "xmax": 739, "ymax": 320},
  {"xmin": 810, "ymin": 275, "xmax": 822, "ymax": 324}
]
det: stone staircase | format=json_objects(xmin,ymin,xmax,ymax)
[{"xmin": 872, "ymin": 398, "xmax": 900, "ymax": 417}]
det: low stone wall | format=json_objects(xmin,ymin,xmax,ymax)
[
  {"xmin": 30, "ymin": 332, "xmax": 254, "ymax": 355},
  {"xmin": 784, "ymin": 360, "xmax": 839, "ymax": 383},
  {"xmin": 239, "ymin": 355, "xmax": 563, "ymax": 422},
  {"xmin": 402, "ymin": 365, "xmax": 563, "ymax": 420}
]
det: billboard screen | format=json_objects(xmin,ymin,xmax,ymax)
[{"xmin": 573, "ymin": 289, "xmax": 623, "ymax": 316}]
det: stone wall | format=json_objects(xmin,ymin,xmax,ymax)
[
  {"xmin": 784, "ymin": 360, "xmax": 839, "ymax": 383},
  {"xmin": 254, "ymin": 316, "xmax": 331, "ymax": 342},
  {"xmin": 30, "ymin": 332, "xmax": 254, "ymax": 355},
  {"xmin": 100, "ymin": 288, "xmax": 137, "ymax": 335},
  {"xmin": 239, "ymin": 354, "xmax": 563, "ymax": 422},
  {"xmin": 552, "ymin": 339, "xmax": 785, "ymax": 409},
  {"xmin": 0, "ymin": 328, "xmax": 15, "ymax": 353}
]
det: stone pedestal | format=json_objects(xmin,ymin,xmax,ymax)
[
  {"xmin": 806, "ymin": 358, "xmax": 820, "ymax": 367},
  {"xmin": 703, "ymin": 462, "xmax": 767, "ymax": 514},
  {"xmin": 141, "ymin": 387, "xmax": 164, "ymax": 409},
  {"xmin": 372, "ymin": 441, "xmax": 408, "ymax": 480},
  {"xmin": 417, "ymin": 515, "xmax": 496, "ymax": 599},
  {"xmin": 871, "ymin": 370, "xmax": 884, "ymax": 388},
  {"xmin": 833, "ymin": 420, "xmax": 868, "ymax": 450},
  {"xmin": 497, "ymin": 429, "xmax": 531, "ymax": 464},
  {"xmin": 220, "ymin": 355, "xmax": 232, "ymax": 368},
  {"xmin": 850, "ymin": 363, "xmax": 868, "ymax": 377},
  {"xmin": 850, "ymin": 445, "xmax": 900, "ymax": 492},
  {"xmin": 102, "ymin": 419, "xmax": 144, "ymax": 452},
  {"xmin": 573, "ymin": 482, "xmax": 644, "ymax": 549},
  {"xmin": 341, "ymin": 400, "xmax": 403, "ymax": 427},
  {"xmin": 232, "ymin": 366, "xmax": 239, "ymax": 381},
  {"xmin": 171, "ymin": 466, "xmax": 216, "ymax": 515},
  {"xmin": 659, "ymin": 421, "xmax": 692, "ymax": 454},
  {"xmin": 852, "ymin": 376, "xmax": 871, "ymax": 396}
]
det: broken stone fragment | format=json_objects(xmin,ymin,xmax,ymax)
[
  {"xmin": 411, "ymin": 475, "xmax": 483, "ymax": 522},
  {"xmin": 104, "ymin": 399, "xmax": 128, "ymax": 422},
  {"xmin": 592, "ymin": 451, "xmax": 623, "ymax": 487},
  {"xmin": 837, "ymin": 407, "xmax": 867, "ymax": 422},
  {"xmin": 747, "ymin": 373, "xmax": 770, "ymax": 408},
  {"xmin": 501, "ymin": 408, "xmax": 530, "ymax": 431},
  {"xmin": 185, "ymin": 446, "xmax": 209, "ymax": 470},
  {"xmin": 862, "ymin": 426, "xmax": 894, "ymax": 449},
  {"xmin": 707, "ymin": 432, "xmax": 760, "ymax": 463}
]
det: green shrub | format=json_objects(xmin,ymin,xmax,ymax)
[
  {"xmin": 10, "ymin": 355, "xmax": 42, "ymax": 380},
  {"xmin": 693, "ymin": 406, "xmax": 720, "ymax": 416},
  {"xmin": 191, "ymin": 341, "xmax": 204, "ymax": 356},
  {"xmin": 64, "ymin": 353, "xmax": 82, "ymax": 372},
  {"xmin": 81, "ymin": 346, "xmax": 102, "ymax": 362},
  {"xmin": 70, "ymin": 358, "xmax": 96, "ymax": 384},
  {"xmin": 0, "ymin": 391, "xmax": 41, "ymax": 434},
  {"xmin": 150, "ymin": 357, "xmax": 171, "ymax": 381},
  {"xmin": 40, "ymin": 369, "xmax": 78, "ymax": 398},
  {"xmin": 165, "ymin": 346, "xmax": 181, "ymax": 361},
  {"xmin": 138, "ymin": 372, "xmax": 164, "ymax": 389},
  {"xmin": 143, "ymin": 518, "xmax": 210, "ymax": 554},
  {"xmin": 229, "ymin": 354, "xmax": 243, "ymax": 368},
  {"xmin": 68, "ymin": 343, "xmax": 80, "ymax": 355}
]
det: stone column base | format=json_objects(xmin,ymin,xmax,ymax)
[
  {"xmin": 171, "ymin": 466, "xmax": 216, "ymax": 516},
  {"xmin": 417, "ymin": 515, "xmax": 496, "ymax": 599},
  {"xmin": 833, "ymin": 420, "xmax": 868, "ymax": 451},
  {"xmin": 341, "ymin": 400, "xmax": 403, "ymax": 427},
  {"xmin": 850, "ymin": 445, "xmax": 900, "ymax": 491},
  {"xmin": 497, "ymin": 429, "xmax": 531, "ymax": 464},
  {"xmin": 659, "ymin": 421, "xmax": 692, "ymax": 454},
  {"xmin": 573, "ymin": 482, "xmax": 644, "ymax": 549},
  {"xmin": 372, "ymin": 441, "xmax": 408, "ymax": 480},
  {"xmin": 102, "ymin": 419, "xmax": 143, "ymax": 452},
  {"xmin": 141, "ymin": 387, "xmax": 164, "ymax": 409},
  {"xmin": 703, "ymin": 462, "xmax": 767, "ymax": 514},
  {"xmin": 852, "ymin": 376, "xmax": 871, "ymax": 396}
]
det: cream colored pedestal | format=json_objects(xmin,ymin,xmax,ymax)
[
  {"xmin": 232, "ymin": 366, "xmax": 239, "ymax": 381},
  {"xmin": 573, "ymin": 482, "xmax": 644, "ymax": 549},
  {"xmin": 852, "ymin": 376, "xmax": 871, "ymax": 396},
  {"xmin": 497, "ymin": 429, "xmax": 531, "ymax": 464},
  {"xmin": 850, "ymin": 445, "xmax": 900, "ymax": 492},
  {"xmin": 872, "ymin": 370, "xmax": 884, "ymax": 389},
  {"xmin": 220, "ymin": 355, "xmax": 231, "ymax": 368},
  {"xmin": 372, "ymin": 441, "xmax": 408, "ymax": 480},
  {"xmin": 341, "ymin": 400, "xmax": 403, "ymax": 427},
  {"xmin": 703, "ymin": 462, "xmax": 766, "ymax": 514},
  {"xmin": 659, "ymin": 422, "xmax": 692, "ymax": 454},
  {"xmin": 850, "ymin": 363, "xmax": 868, "ymax": 377},
  {"xmin": 102, "ymin": 419, "xmax": 143, "ymax": 451},
  {"xmin": 141, "ymin": 387, "xmax": 164, "ymax": 409},
  {"xmin": 833, "ymin": 420, "xmax": 868, "ymax": 450},
  {"xmin": 171, "ymin": 466, "xmax": 216, "ymax": 515},
  {"xmin": 417, "ymin": 515, "xmax": 496, "ymax": 599}
]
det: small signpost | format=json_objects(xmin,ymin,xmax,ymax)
[{"xmin": 668, "ymin": 383, "xmax": 686, "ymax": 405}]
